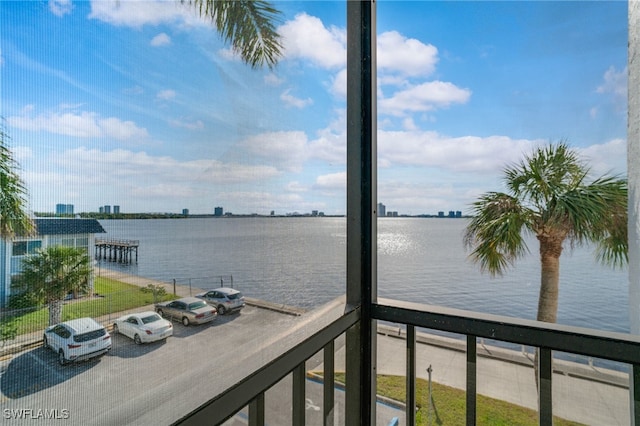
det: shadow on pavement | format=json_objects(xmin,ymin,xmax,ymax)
[
  {"xmin": 107, "ymin": 334, "xmax": 167, "ymax": 359},
  {"xmin": 1, "ymin": 347, "xmax": 103, "ymax": 399}
]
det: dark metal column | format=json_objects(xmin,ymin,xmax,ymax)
[
  {"xmin": 629, "ymin": 1, "xmax": 640, "ymax": 424},
  {"xmin": 466, "ymin": 335, "xmax": 477, "ymax": 425},
  {"xmin": 345, "ymin": 1, "xmax": 377, "ymax": 425},
  {"xmin": 538, "ymin": 348, "xmax": 553, "ymax": 425},
  {"xmin": 406, "ymin": 326, "xmax": 416, "ymax": 425},
  {"xmin": 292, "ymin": 364, "xmax": 305, "ymax": 425},
  {"xmin": 324, "ymin": 341, "xmax": 335, "ymax": 426}
]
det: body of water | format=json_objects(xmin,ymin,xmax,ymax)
[{"xmin": 98, "ymin": 217, "xmax": 629, "ymax": 334}]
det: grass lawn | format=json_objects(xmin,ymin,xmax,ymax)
[
  {"xmin": 332, "ymin": 373, "xmax": 584, "ymax": 426},
  {"xmin": 10, "ymin": 277, "xmax": 176, "ymax": 335}
]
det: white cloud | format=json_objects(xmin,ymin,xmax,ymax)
[
  {"xmin": 578, "ymin": 138, "xmax": 627, "ymax": 176},
  {"xmin": 156, "ymin": 89, "xmax": 176, "ymax": 101},
  {"xmin": 377, "ymin": 31, "xmax": 438, "ymax": 78},
  {"xmin": 240, "ymin": 131, "xmax": 309, "ymax": 172},
  {"xmin": 7, "ymin": 110, "xmax": 149, "ymax": 141},
  {"xmin": 53, "ymin": 147, "xmax": 280, "ymax": 184},
  {"xmin": 280, "ymin": 89, "xmax": 313, "ymax": 109},
  {"xmin": 378, "ymin": 130, "xmax": 540, "ymax": 173},
  {"xmin": 168, "ymin": 118, "xmax": 204, "ymax": 130},
  {"xmin": 330, "ymin": 68, "xmax": 347, "ymax": 98},
  {"xmin": 597, "ymin": 66, "xmax": 627, "ymax": 98},
  {"xmin": 151, "ymin": 33, "xmax": 171, "ymax": 46},
  {"xmin": 279, "ymin": 13, "xmax": 346, "ymax": 69},
  {"xmin": 264, "ymin": 73, "xmax": 284, "ymax": 86},
  {"xmin": 285, "ymin": 181, "xmax": 308, "ymax": 193},
  {"xmin": 315, "ymin": 172, "xmax": 345, "ymax": 189},
  {"xmin": 379, "ymin": 81, "xmax": 471, "ymax": 116},
  {"xmin": 88, "ymin": 0, "xmax": 201, "ymax": 29},
  {"xmin": 49, "ymin": 0, "xmax": 73, "ymax": 17}
]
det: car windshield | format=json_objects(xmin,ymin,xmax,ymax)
[
  {"xmin": 141, "ymin": 314, "xmax": 161, "ymax": 324},
  {"xmin": 188, "ymin": 301, "xmax": 207, "ymax": 310},
  {"xmin": 74, "ymin": 328, "xmax": 106, "ymax": 343}
]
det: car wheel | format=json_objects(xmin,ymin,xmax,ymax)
[
  {"xmin": 134, "ymin": 334, "xmax": 142, "ymax": 345},
  {"xmin": 43, "ymin": 335, "xmax": 48, "ymax": 349},
  {"xmin": 113, "ymin": 324, "xmax": 119, "ymax": 334},
  {"xmin": 181, "ymin": 317, "xmax": 190, "ymax": 326},
  {"xmin": 217, "ymin": 305, "xmax": 226, "ymax": 315},
  {"xmin": 58, "ymin": 350, "xmax": 68, "ymax": 366}
]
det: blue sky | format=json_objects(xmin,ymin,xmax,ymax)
[{"xmin": 1, "ymin": 0, "xmax": 628, "ymax": 215}]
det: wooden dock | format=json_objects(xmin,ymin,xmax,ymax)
[{"xmin": 95, "ymin": 238, "xmax": 139, "ymax": 264}]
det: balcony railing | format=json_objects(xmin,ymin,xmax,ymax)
[{"xmin": 173, "ymin": 296, "xmax": 640, "ymax": 425}]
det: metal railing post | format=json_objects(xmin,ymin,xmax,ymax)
[{"xmin": 466, "ymin": 335, "xmax": 477, "ymax": 425}]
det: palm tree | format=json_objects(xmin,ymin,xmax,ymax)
[
  {"xmin": 17, "ymin": 246, "xmax": 92, "ymax": 326},
  {"xmin": 464, "ymin": 142, "xmax": 627, "ymax": 325},
  {"xmin": 184, "ymin": 0, "xmax": 283, "ymax": 69},
  {"xmin": 0, "ymin": 125, "xmax": 34, "ymax": 238}
]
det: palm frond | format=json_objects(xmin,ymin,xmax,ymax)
[
  {"xmin": 0, "ymin": 125, "xmax": 34, "ymax": 238},
  {"xmin": 186, "ymin": 0, "xmax": 283, "ymax": 69},
  {"xmin": 464, "ymin": 192, "xmax": 530, "ymax": 276}
]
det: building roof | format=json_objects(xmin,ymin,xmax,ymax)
[{"xmin": 33, "ymin": 218, "xmax": 106, "ymax": 236}]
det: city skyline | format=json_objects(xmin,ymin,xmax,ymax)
[{"xmin": 3, "ymin": 1, "xmax": 627, "ymax": 215}]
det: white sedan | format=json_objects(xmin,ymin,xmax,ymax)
[{"xmin": 113, "ymin": 311, "xmax": 173, "ymax": 344}]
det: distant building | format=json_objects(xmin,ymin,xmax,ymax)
[
  {"xmin": 113, "ymin": 205, "xmax": 120, "ymax": 214},
  {"xmin": 99, "ymin": 206, "xmax": 104, "ymax": 214},
  {"xmin": 377, "ymin": 203, "xmax": 386, "ymax": 217},
  {"xmin": 448, "ymin": 211, "xmax": 455, "ymax": 218},
  {"xmin": 391, "ymin": 211, "xmax": 398, "ymax": 217},
  {"xmin": 438, "ymin": 211, "xmax": 445, "ymax": 218},
  {"xmin": 104, "ymin": 205, "xmax": 111, "ymax": 214},
  {"xmin": 182, "ymin": 209, "xmax": 189, "ymax": 216},
  {"xmin": 0, "ymin": 218, "xmax": 105, "ymax": 307},
  {"xmin": 214, "ymin": 207, "xmax": 224, "ymax": 216},
  {"xmin": 55, "ymin": 204, "xmax": 74, "ymax": 215},
  {"xmin": 270, "ymin": 210, "xmax": 275, "ymax": 216},
  {"xmin": 312, "ymin": 210, "xmax": 318, "ymax": 217},
  {"xmin": 456, "ymin": 211, "xmax": 462, "ymax": 218}
]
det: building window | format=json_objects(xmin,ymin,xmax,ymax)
[{"xmin": 11, "ymin": 240, "xmax": 41, "ymax": 256}]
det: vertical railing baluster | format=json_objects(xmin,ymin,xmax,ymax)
[
  {"xmin": 293, "ymin": 363, "xmax": 306, "ymax": 425},
  {"xmin": 406, "ymin": 325, "xmax": 416, "ymax": 425},
  {"xmin": 539, "ymin": 347, "xmax": 553, "ymax": 425},
  {"xmin": 324, "ymin": 340, "xmax": 335, "ymax": 426},
  {"xmin": 248, "ymin": 393, "xmax": 265, "ymax": 426},
  {"xmin": 634, "ymin": 364, "xmax": 640, "ymax": 426},
  {"xmin": 466, "ymin": 335, "xmax": 477, "ymax": 425}
]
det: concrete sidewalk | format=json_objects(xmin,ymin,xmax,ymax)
[{"xmin": 321, "ymin": 329, "xmax": 630, "ymax": 425}]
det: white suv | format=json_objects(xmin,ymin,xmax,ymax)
[{"xmin": 43, "ymin": 317, "xmax": 112, "ymax": 365}]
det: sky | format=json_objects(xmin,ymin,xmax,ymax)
[{"xmin": 0, "ymin": 0, "xmax": 629, "ymax": 216}]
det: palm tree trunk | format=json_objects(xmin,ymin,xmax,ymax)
[
  {"xmin": 48, "ymin": 300, "xmax": 62, "ymax": 326},
  {"xmin": 534, "ymin": 235, "xmax": 563, "ymax": 395}
]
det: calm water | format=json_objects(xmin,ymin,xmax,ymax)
[{"xmin": 98, "ymin": 217, "xmax": 629, "ymax": 334}]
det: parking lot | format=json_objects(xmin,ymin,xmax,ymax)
[{"xmin": 0, "ymin": 305, "xmax": 313, "ymax": 425}]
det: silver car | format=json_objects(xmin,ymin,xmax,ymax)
[
  {"xmin": 155, "ymin": 297, "xmax": 217, "ymax": 326},
  {"xmin": 195, "ymin": 287, "xmax": 245, "ymax": 315}
]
